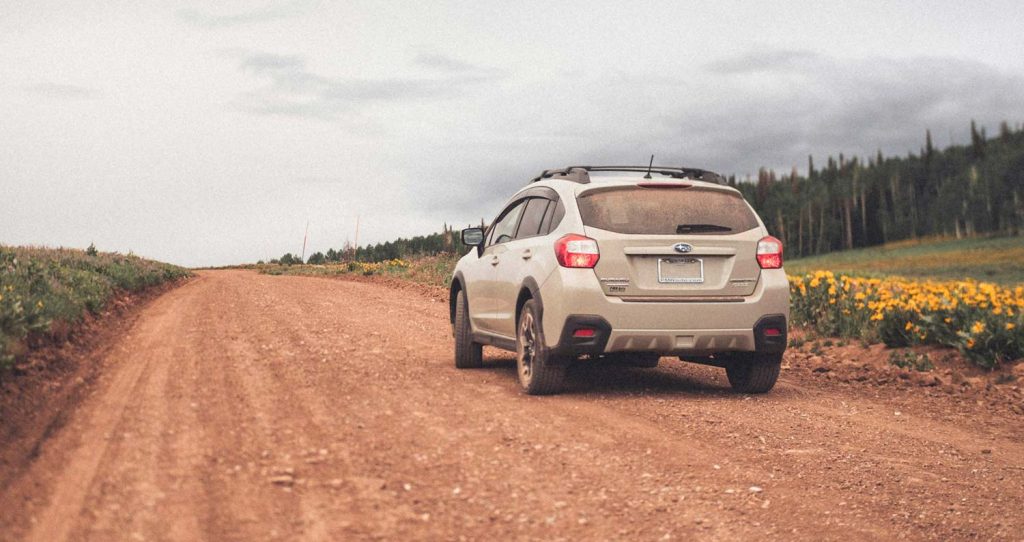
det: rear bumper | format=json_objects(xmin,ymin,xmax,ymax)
[
  {"xmin": 540, "ymin": 267, "xmax": 790, "ymax": 355},
  {"xmin": 551, "ymin": 313, "xmax": 786, "ymax": 357}
]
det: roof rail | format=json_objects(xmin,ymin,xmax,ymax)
[{"xmin": 529, "ymin": 165, "xmax": 727, "ymax": 185}]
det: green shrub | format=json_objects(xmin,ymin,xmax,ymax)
[
  {"xmin": 888, "ymin": 350, "xmax": 935, "ymax": 372},
  {"xmin": 0, "ymin": 245, "xmax": 190, "ymax": 370}
]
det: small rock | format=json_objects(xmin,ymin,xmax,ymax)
[
  {"xmin": 749, "ymin": 486, "xmax": 763, "ymax": 493},
  {"xmin": 981, "ymin": 449, "xmax": 992, "ymax": 454},
  {"xmin": 270, "ymin": 475, "xmax": 294, "ymax": 487}
]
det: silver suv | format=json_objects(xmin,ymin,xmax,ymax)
[{"xmin": 450, "ymin": 166, "xmax": 789, "ymax": 395}]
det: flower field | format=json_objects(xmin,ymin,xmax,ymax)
[{"xmin": 789, "ymin": 271, "xmax": 1024, "ymax": 368}]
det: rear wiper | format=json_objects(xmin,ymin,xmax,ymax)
[{"xmin": 676, "ymin": 223, "xmax": 732, "ymax": 234}]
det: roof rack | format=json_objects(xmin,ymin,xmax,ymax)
[{"xmin": 529, "ymin": 165, "xmax": 727, "ymax": 185}]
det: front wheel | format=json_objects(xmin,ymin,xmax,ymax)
[
  {"xmin": 725, "ymin": 352, "xmax": 782, "ymax": 393},
  {"xmin": 516, "ymin": 299, "xmax": 565, "ymax": 395},
  {"xmin": 453, "ymin": 290, "xmax": 483, "ymax": 369}
]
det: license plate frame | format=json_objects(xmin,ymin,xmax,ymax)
[{"xmin": 657, "ymin": 257, "xmax": 704, "ymax": 284}]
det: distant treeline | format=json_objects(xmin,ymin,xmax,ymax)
[
  {"xmin": 734, "ymin": 120, "xmax": 1024, "ymax": 258},
  {"xmin": 273, "ymin": 120, "xmax": 1024, "ymax": 265},
  {"xmin": 270, "ymin": 227, "xmax": 462, "ymax": 265}
]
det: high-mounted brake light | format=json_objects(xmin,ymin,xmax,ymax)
[
  {"xmin": 637, "ymin": 182, "xmax": 692, "ymax": 188},
  {"xmin": 756, "ymin": 235, "xmax": 783, "ymax": 269},
  {"xmin": 555, "ymin": 234, "xmax": 600, "ymax": 268}
]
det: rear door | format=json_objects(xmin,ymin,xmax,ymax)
[{"xmin": 578, "ymin": 184, "xmax": 764, "ymax": 300}]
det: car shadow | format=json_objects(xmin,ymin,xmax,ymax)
[{"xmin": 479, "ymin": 357, "xmax": 740, "ymax": 397}]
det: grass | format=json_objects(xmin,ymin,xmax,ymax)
[
  {"xmin": 0, "ymin": 245, "xmax": 191, "ymax": 370},
  {"xmin": 257, "ymin": 254, "xmax": 461, "ymax": 288},
  {"xmin": 786, "ymin": 236, "xmax": 1024, "ymax": 284}
]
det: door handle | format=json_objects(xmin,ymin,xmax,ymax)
[
  {"xmin": 490, "ymin": 256, "xmax": 500, "ymax": 266},
  {"xmin": 521, "ymin": 249, "xmax": 533, "ymax": 260}
]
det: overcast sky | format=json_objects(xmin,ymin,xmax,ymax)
[{"xmin": 3, "ymin": 1, "xmax": 1024, "ymax": 267}]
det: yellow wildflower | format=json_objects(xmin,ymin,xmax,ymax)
[{"xmin": 970, "ymin": 321, "xmax": 985, "ymax": 334}]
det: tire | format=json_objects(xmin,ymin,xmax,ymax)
[
  {"xmin": 725, "ymin": 352, "xmax": 782, "ymax": 393},
  {"xmin": 454, "ymin": 290, "xmax": 483, "ymax": 369},
  {"xmin": 516, "ymin": 299, "xmax": 565, "ymax": 395}
]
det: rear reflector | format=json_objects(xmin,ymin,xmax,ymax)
[
  {"xmin": 555, "ymin": 234, "xmax": 600, "ymax": 268},
  {"xmin": 572, "ymin": 328, "xmax": 596, "ymax": 338},
  {"xmin": 764, "ymin": 327, "xmax": 782, "ymax": 337},
  {"xmin": 756, "ymin": 235, "xmax": 783, "ymax": 269}
]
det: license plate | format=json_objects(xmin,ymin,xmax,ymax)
[{"xmin": 658, "ymin": 257, "xmax": 704, "ymax": 283}]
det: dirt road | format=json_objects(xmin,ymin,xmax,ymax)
[{"xmin": 2, "ymin": 270, "xmax": 1022, "ymax": 541}]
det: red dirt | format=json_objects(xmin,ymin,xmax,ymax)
[{"xmin": 1, "ymin": 270, "xmax": 1022, "ymax": 540}]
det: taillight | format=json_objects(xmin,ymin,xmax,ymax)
[
  {"xmin": 555, "ymin": 234, "xmax": 600, "ymax": 268},
  {"xmin": 756, "ymin": 235, "xmax": 783, "ymax": 269}
]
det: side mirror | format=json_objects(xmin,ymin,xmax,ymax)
[{"xmin": 461, "ymin": 227, "xmax": 485, "ymax": 246}]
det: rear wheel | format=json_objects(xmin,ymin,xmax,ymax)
[
  {"xmin": 725, "ymin": 352, "xmax": 782, "ymax": 393},
  {"xmin": 454, "ymin": 290, "xmax": 483, "ymax": 369},
  {"xmin": 516, "ymin": 299, "xmax": 565, "ymax": 395}
]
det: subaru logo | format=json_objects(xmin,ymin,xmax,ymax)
[{"xmin": 673, "ymin": 243, "xmax": 693, "ymax": 253}]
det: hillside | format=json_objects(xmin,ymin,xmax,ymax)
[{"xmin": 785, "ymin": 235, "xmax": 1024, "ymax": 284}]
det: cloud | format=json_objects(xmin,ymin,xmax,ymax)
[
  {"xmin": 233, "ymin": 51, "xmax": 500, "ymax": 121},
  {"xmin": 704, "ymin": 49, "xmax": 822, "ymax": 75},
  {"xmin": 653, "ymin": 51, "xmax": 1024, "ymax": 176},
  {"xmin": 413, "ymin": 53, "xmax": 495, "ymax": 74},
  {"xmin": 395, "ymin": 50, "xmax": 1024, "ymax": 224},
  {"xmin": 22, "ymin": 82, "xmax": 100, "ymax": 100},
  {"xmin": 177, "ymin": 1, "xmax": 311, "ymax": 28}
]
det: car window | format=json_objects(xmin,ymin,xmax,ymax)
[
  {"xmin": 577, "ymin": 187, "xmax": 758, "ymax": 235},
  {"xmin": 488, "ymin": 200, "xmax": 527, "ymax": 246},
  {"xmin": 515, "ymin": 198, "xmax": 550, "ymax": 240},
  {"xmin": 542, "ymin": 200, "xmax": 564, "ymax": 234}
]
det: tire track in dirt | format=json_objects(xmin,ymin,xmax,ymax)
[{"xmin": 21, "ymin": 287, "xmax": 195, "ymax": 542}]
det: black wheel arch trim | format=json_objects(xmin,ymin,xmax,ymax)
[
  {"xmin": 450, "ymin": 271, "xmax": 467, "ymax": 326},
  {"xmin": 516, "ymin": 276, "xmax": 544, "ymax": 331}
]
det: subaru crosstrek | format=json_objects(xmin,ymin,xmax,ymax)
[{"xmin": 450, "ymin": 165, "xmax": 789, "ymax": 395}]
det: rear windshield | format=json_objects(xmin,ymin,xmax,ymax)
[{"xmin": 577, "ymin": 187, "xmax": 759, "ymax": 235}]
